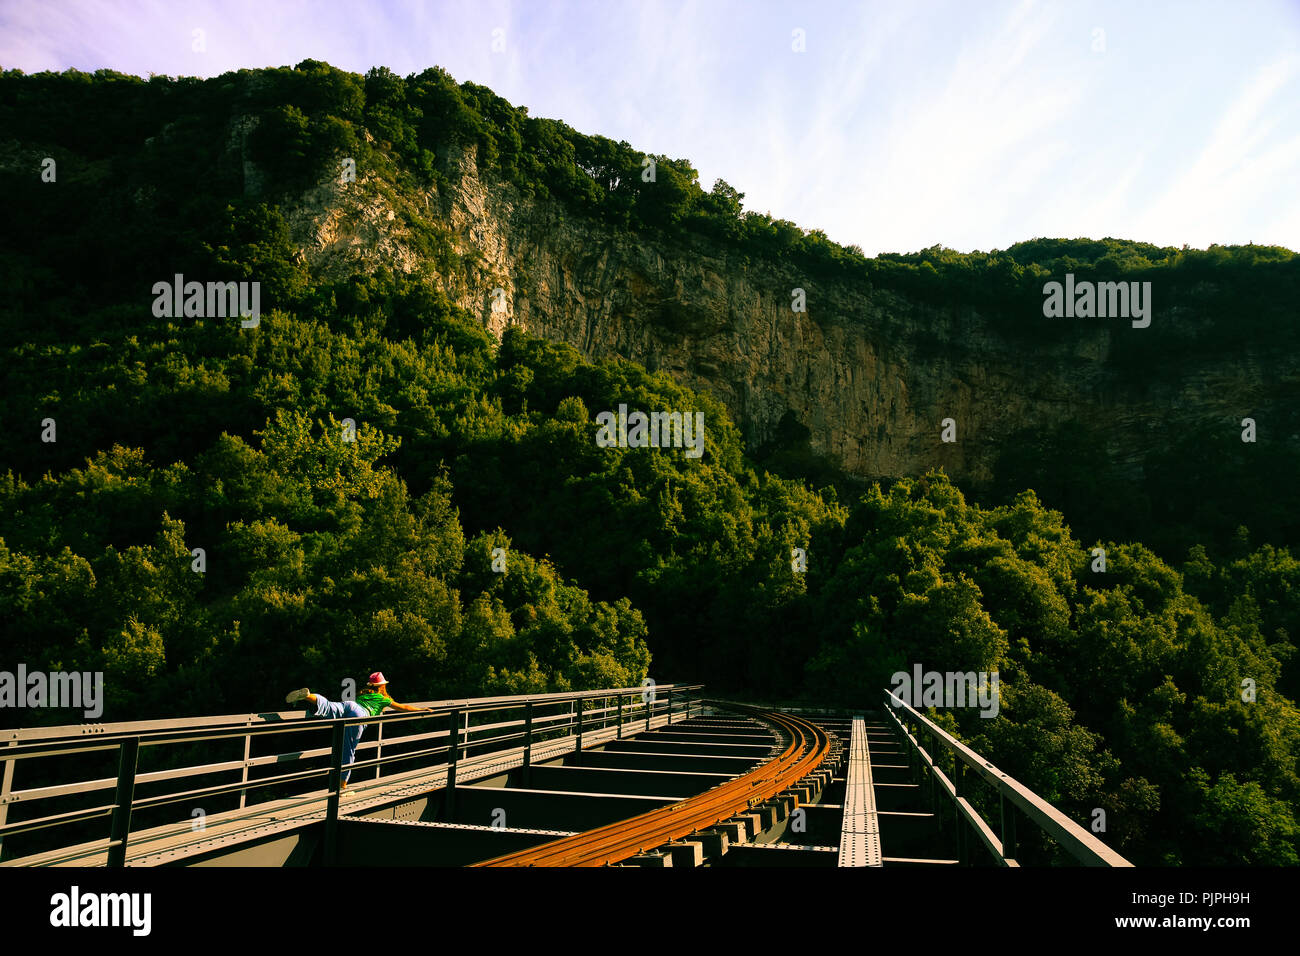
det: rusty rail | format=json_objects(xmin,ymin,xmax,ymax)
[{"xmin": 474, "ymin": 706, "xmax": 829, "ymax": 867}]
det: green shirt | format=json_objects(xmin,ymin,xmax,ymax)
[{"xmin": 355, "ymin": 690, "xmax": 391, "ymax": 717}]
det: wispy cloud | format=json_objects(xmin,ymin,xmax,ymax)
[{"xmin": 1131, "ymin": 54, "xmax": 1300, "ymax": 248}]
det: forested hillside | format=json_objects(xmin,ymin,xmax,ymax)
[{"xmin": 1, "ymin": 61, "xmax": 1297, "ymax": 864}]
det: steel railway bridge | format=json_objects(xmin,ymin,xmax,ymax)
[{"xmin": 0, "ymin": 684, "xmax": 1130, "ymax": 867}]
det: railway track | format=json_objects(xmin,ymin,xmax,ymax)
[{"xmin": 474, "ymin": 706, "xmax": 831, "ymax": 867}]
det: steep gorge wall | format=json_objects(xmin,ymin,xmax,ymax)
[{"xmin": 283, "ymin": 142, "xmax": 1294, "ymax": 484}]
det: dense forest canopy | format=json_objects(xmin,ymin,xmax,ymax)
[{"xmin": 1, "ymin": 61, "xmax": 1297, "ymax": 864}]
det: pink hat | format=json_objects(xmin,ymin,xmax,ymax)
[{"xmin": 367, "ymin": 672, "xmax": 388, "ymax": 686}]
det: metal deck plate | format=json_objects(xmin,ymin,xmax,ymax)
[{"xmin": 837, "ymin": 717, "xmax": 882, "ymax": 867}]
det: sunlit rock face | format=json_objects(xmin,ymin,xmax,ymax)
[{"xmin": 285, "ymin": 140, "xmax": 1295, "ymax": 485}]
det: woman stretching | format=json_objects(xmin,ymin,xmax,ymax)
[{"xmin": 285, "ymin": 672, "xmax": 429, "ymax": 786}]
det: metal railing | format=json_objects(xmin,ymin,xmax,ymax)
[
  {"xmin": 882, "ymin": 687, "xmax": 1131, "ymax": 867},
  {"xmin": 0, "ymin": 683, "xmax": 703, "ymax": 866}
]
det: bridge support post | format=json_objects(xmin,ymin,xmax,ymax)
[
  {"xmin": 324, "ymin": 721, "xmax": 345, "ymax": 865},
  {"xmin": 446, "ymin": 708, "xmax": 461, "ymax": 818},
  {"xmin": 107, "ymin": 737, "xmax": 140, "ymax": 868},
  {"xmin": 575, "ymin": 696, "xmax": 584, "ymax": 752},
  {"xmin": 954, "ymin": 759, "xmax": 968, "ymax": 865},
  {"xmin": 522, "ymin": 701, "xmax": 533, "ymax": 787},
  {"xmin": 617, "ymin": 695, "xmax": 623, "ymax": 738},
  {"xmin": 906, "ymin": 721, "xmax": 920, "ymax": 786},
  {"xmin": 238, "ymin": 723, "xmax": 252, "ymax": 809},
  {"xmin": 666, "ymin": 687, "xmax": 673, "ymax": 725},
  {"xmin": 1000, "ymin": 794, "xmax": 1018, "ymax": 862},
  {"xmin": 938, "ymin": 743, "xmax": 953, "ymax": 842},
  {"xmin": 0, "ymin": 741, "xmax": 16, "ymax": 857},
  {"xmin": 928, "ymin": 728, "xmax": 940, "ymax": 814}
]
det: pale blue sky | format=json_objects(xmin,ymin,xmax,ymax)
[{"xmin": 3, "ymin": 0, "xmax": 1298, "ymax": 255}]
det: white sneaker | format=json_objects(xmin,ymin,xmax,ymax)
[{"xmin": 285, "ymin": 687, "xmax": 311, "ymax": 704}]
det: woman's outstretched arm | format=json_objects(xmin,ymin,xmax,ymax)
[{"xmin": 386, "ymin": 699, "xmax": 431, "ymax": 713}]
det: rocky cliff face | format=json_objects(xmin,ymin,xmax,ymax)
[{"xmin": 279, "ymin": 142, "xmax": 1296, "ymax": 484}]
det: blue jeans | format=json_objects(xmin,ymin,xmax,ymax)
[{"xmin": 311, "ymin": 695, "xmax": 368, "ymax": 783}]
